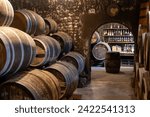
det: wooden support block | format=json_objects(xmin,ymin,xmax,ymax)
[
  {"xmin": 136, "ymin": 67, "xmax": 148, "ymax": 99},
  {"xmin": 134, "ymin": 63, "xmax": 144, "ymax": 96},
  {"xmin": 142, "ymin": 72, "xmax": 150, "ymax": 100}
]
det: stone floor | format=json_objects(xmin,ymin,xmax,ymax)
[{"xmin": 75, "ymin": 67, "xmax": 135, "ymax": 100}]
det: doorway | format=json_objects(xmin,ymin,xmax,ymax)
[
  {"xmin": 74, "ymin": 22, "xmax": 136, "ymax": 99},
  {"xmin": 91, "ymin": 22, "xmax": 135, "ymax": 67}
]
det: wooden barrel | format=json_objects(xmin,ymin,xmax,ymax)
[
  {"xmin": 0, "ymin": 27, "xmax": 36, "ymax": 77},
  {"xmin": 10, "ymin": 9, "xmax": 45, "ymax": 35},
  {"xmin": 0, "ymin": 0, "xmax": 14, "ymax": 26},
  {"xmin": 44, "ymin": 17, "xmax": 58, "ymax": 34},
  {"xmin": 134, "ymin": 62, "xmax": 139, "ymax": 96},
  {"xmin": 136, "ymin": 24, "xmax": 143, "ymax": 62},
  {"xmin": 105, "ymin": 52, "xmax": 120, "ymax": 73},
  {"xmin": 144, "ymin": 33, "xmax": 150, "ymax": 70},
  {"xmin": 137, "ymin": 67, "xmax": 147, "ymax": 99},
  {"xmin": 147, "ymin": 9, "xmax": 150, "ymax": 32},
  {"xmin": 142, "ymin": 72, "xmax": 150, "ymax": 100},
  {"xmin": 91, "ymin": 31, "xmax": 101, "ymax": 45},
  {"xmin": 0, "ymin": 69, "xmax": 61, "ymax": 100},
  {"xmin": 30, "ymin": 36, "xmax": 61, "ymax": 67},
  {"xmin": 139, "ymin": 1, "xmax": 149, "ymax": 32},
  {"xmin": 60, "ymin": 51, "xmax": 85, "ymax": 74},
  {"xmin": 134, "ymin": 62, "xmax": 144, "ymax": 97},
  {"xmin": 139, "ymin": 32, "xmax": 146, "ymax": 65},
  {"xmin": 45, "ymin": 61, "xmax": 79, "ymax": 99},
  {"xmin": 57, "ymin": 61, "xmax": 79, "ymax": 96},
  {"xmin": 28, "ymin": 10, "xmax": 45, "ymax": 35},
  {"xmin": 22, "ymin": 9, "xmax": 37, "ymax": 35},
  {"xmin": 48, "ymin": 36, "xmax": 61, "ymax": 60},
  {"xmin": 52, "ymin": 32, "xmax": 73, "ymax": 53},
  {"xmin": 92, "ymin": 42, "xmax": 111, "ymax": 61}
]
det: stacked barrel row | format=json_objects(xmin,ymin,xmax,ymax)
[
  {"xmin": 0, "ymin": 29, "xmax": 85, "ymax": 99},
  {"xmin": 0, "ymin": 0, "xmax": 59, "ymax": 36},
  {"xmin": 0, "ymin": 52, "xmax": 85, "ymax": 100},
  {"xmin": 0, "ymin": 50, "xmax": 85, "ymax": 99},
  {"xmin": 0, "ymin": 1, "xmax": 85, "ymax": 99},
  {"xmin": 9, "ymin": 9, "xmax": 59, "ymax": 36},
  {"xmin": 0, "ymin": 27, "xmax": 75, "ymax": 75},
  {"xmin": 134, "ymin": 4, "xmax": 150, "ymax": 99},
  {"xmin": 9, "ymin": 9, "xmax": 74, "ymax": 55},
  {"xmin": 134, "ymin": 32, "xmax": 150, "ymax": 99},
  {"xmin": 0, "ymin": 27, "xmax": 36, "ymax": 77},
  {"xmin": 0, "ymin": 4, "xmax": 74, "ymax": 75}
]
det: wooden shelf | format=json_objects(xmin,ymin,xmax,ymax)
[
  {"xmin": 103, "ymin": 35, "xmax": 133, "ymax": 37},
  {"xmin": 120, "ymin": 53, "xmax": 134, "ymax": 56},
  {"xmin": 101, "ymin": 23, "xmax": 134, "ymax": 66},
  {"xmin": 108, "ymin": 42, "xmax": 134, "ymax": 44},
  {"xmin": 103, "ymin": 28, "xmax": 128, "ymax": 30}
]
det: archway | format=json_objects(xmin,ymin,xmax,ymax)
[{"xmin": 91, "ymin": 22, "xmax": 135, "ymax": 68}]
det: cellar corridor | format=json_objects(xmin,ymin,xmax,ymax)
[
  {"xmin": 1, "ymin": 0, "xmax": 148, "ymax": 101},
  {"xmin": 75, "ymin": 67, "xmax": 135, "ymax": 100}
]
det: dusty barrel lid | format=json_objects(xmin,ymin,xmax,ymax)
[
  {"xmin": 60, "ymin": 51, "xmax": 85, "ymax": 73},
  {"xmin": 44, "ymin": 17, "xmax": 58, "ymax": 34},
  {"xmin": 92, "ymin": 42, "xmax": 111, "ymax": 61},
  {"xmin": 51, "ymin": 32, "xmax": 73, "ymax": 53}
]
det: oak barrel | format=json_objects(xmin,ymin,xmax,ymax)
[
  {"xmin": 0, "ymin": 0, "xmax": 14, "ymax": 26},
  {"xmin": 30, "ymin": 35, "xmax": 61, "ymax": 67},
  {"xmin": 147, "ymin": 9, "xmax": 150, "ymax": 32},
  {"xmin": 91, "ymin": 31, "xmax": 101, "ymax": 45},
  {"xmin": 105, "ymin": 52, "xmax": 120, "ymax": 73},
  {"xmin": 134, "ymin": 62, "xmax": 139, "ymax": 96},
  {"xmin": 144, "ymin": 33, "xmax": 150, "ymax": 70},
  {"xmin": 45, "ymin": 61, "xmax": 79, "ymax": 99},
  {"xmin": 44, "ymin": 17, "xmax": 58, "ymax": 34},
  {"xmin": 57, "ymin": 61, "xmax": 79, "ymax": 97},
  {"xmin": 52, "ymin": 32, "xmax": 73, "ymax": 53},
  {"xmin": 139, "ymin": 32, "xmax": 146, "ymax": 65},
  {"xmin": 11, "ymin": 9, "xmax": 45, "ymax": 35},
  {"xmin": 137, "ymin": 67, "xmax": 147, "ymax": 99},
  {"xmin": 0, "ymin": 69, "xmax": 61, "ymax": 100},
  {"xmin": 136, "ymin": 24, "xmax": 143, "ymax": 62},
  {"xmin": 139, "ymin": 1, "xmax": 149, "ymax": 32},
  {"xmin": 35, "ymin": 36, "xmax": 61, "ymax": 60},
  {"xmin": 0, "ymin": 27, "xmax": 36, "ymax": 77},
  {"xmin": 92, "ymin": 42, "xmax": 111, "ymax": 61},
  {"xmin": 142, "ymin": 72, "xmax": 150, "ymax": 100},
  {"xmin": 60, "ymin": 51, "xmax": 85, "ymax": 74}
]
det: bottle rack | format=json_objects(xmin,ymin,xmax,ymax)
[
  {"xmin": 101, "ymin": 23, "xmax": 135, "ymax": 66},
  {"xmin": 102, "ymin": 23, "xmax": 134, "ymax": 56}
]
